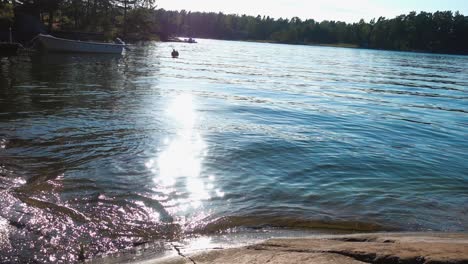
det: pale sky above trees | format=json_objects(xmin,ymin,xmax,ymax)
[{"xmin": 157, "ymin": 0, "xmax": 468, "ymax": 22}]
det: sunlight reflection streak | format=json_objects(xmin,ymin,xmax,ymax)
[{"xmin": 146, "ymin": 93, "xmax": 223, "ymax": 217}]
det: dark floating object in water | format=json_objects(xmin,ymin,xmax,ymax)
[
  {"xmin": 166, "ymin": 37, "xmax": 197, "ymax": 43},
  {"xmin": 184, "ymin": 37, "xmax": 197, "ymax": 43},
  {"xmin": 171, "ymin": 49, "xmax": 179, "ymax": 58}
]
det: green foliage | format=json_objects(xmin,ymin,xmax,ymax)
[
  {"xmin": 0, "ymin": 2, "xmax": 14, "ymax": 32},
  {"xmin": 6, "ymin": 0, "xmax": 468, "ymax": 54},
  {"xmin": 0, "ymin": 2, "xmax": 14, "ymax": 24},
  {"xmin": 125, "ymin": 8, "xmax": 159, "ymax": 40},
  {"xmin": 159, "ymin": 10, "xmax": 468, "ymax": 54}
]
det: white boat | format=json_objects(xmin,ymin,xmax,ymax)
[{"xmin": 37, "ymin": 34, "xmax": 125, "ymax": 54}]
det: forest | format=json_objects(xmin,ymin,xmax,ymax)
[{"xmin": 1, "ymin": 0, "xmax": 468, "ymax": 54}]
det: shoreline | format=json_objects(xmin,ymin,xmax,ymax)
[
  {"xmin": 162, "ymin": 37, "xmax": 468, "ymax": 56},
  {"xmin": 91, "ymin": 232, "xmax": 468, "ymax": 264},
  {"xmin": 238, "ymin": 39, "xmax": 468, "ymax": 56},
  {"xmin": 151, "ymin": 232, "xmax": 468, "ymax": 264},
  {"xmin": 244, "ymin": 39, "xmax": 360, "ymax": 49}
]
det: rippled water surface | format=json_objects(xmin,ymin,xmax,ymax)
[{"xmin": 1, "ymin": 40, "xmax": 468, "ymax": 262}]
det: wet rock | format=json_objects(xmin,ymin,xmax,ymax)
[{"xmin": 152, "ymin": 233, "xmax": 468, "ymax": 264}]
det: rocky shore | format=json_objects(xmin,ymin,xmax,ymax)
[{"xmin": 150, "ymin": 233, "xmax": 468, "ymax": 264}]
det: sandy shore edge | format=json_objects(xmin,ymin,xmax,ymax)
[{"xmin": 144, "ymin": 232, "xmax": 468, "ymax": 264}]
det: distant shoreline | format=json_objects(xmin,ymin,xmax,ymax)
[
  {"xmin": 239, "ymin": 39, "xmax": 468, "ymax": 56},
  {"xmin": 164, "ymin": 37, "xmax": 468, "ymax": 56},
  {"xmin": 244, "ymin": 39, "xmax": 360, "ymax": 49}
]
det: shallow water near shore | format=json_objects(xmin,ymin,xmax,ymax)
[{"xmin": 0, "ymin": 39, "xmax": 467, "ymax": 262}]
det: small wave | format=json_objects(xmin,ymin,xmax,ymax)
[
  {"xmin": 14, "ymin": 194, "xmax": 90, "ymax": 223},
  {"xmin": 409, "ymin": 104, "xmax": 468, "ymax": 114},
  {"xmin": 190, "ymin": 215, "xmax": 391, "ymax": 235}
]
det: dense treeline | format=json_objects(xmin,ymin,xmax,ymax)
[
  {"xmin": 159, "ymin": 10, "xmax": 468, "ymax": 54},
  {"xmin": 0, "ymin": 0, "xmax": 158, "ymax": 40},
  {"xmin": 1, "ymin": 0, "xmax": 468, "ymax": 54}
]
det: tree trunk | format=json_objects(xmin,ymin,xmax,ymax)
[
  {"xmin": 74, "ymin": 0, "xmax": 79, "ymax": 29},
  {"xmin": 86, "ymin": 0, "xmax": 90, "ymax": 28},
  {"xmin": 48, "ymin": 10, "xmax": 54, "ymax": 32},
  {"xmin": 92, "ymin": 0, "xmax": 97, "ymax": 30},
  {"xmin": 124, "ymin": 0, "xmax": 127, "ymax": 37}
]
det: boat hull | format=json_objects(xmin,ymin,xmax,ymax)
[{"xmin": 37, "ymin": 34, "xmax": 124, "ymax": 54}]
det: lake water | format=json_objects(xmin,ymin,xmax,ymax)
[{"xmin": 0, "ymin": 39, "xmax": 467, "ymax": 262}]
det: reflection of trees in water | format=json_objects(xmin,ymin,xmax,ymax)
[
  {"xmin": 0, "ymin": 49, "xmax": 161, "ymax": 115},
  {"xmin": 0, "ymin": 56, "xmax": 34, "ymax": 115},
  {"xmin": 0, "ymin": 46, "xmax": 163, "ymax": 183},
  {"xmin": 0, "ymin": 46, "xmax": 163, "ymax": 184},
  {"xmin": 0, "ymin": 58, "xmax": 13, "ymax": 91},
  {"xmin": 0, "ymin": 47, "xmax": 168, "ymax": 262}
]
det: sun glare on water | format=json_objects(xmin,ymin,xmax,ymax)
[{"xmin": 146, "ymin": 93, "xmax": 224, "ymax": 217}]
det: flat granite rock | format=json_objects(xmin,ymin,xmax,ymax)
[{"xmin": 152, "ymin": 233, "xmax": 468, "ymax": 264}]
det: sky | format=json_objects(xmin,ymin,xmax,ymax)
[{"xmin": 156, "ymin": 0, "xmax": 468, "ymax": 23}]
